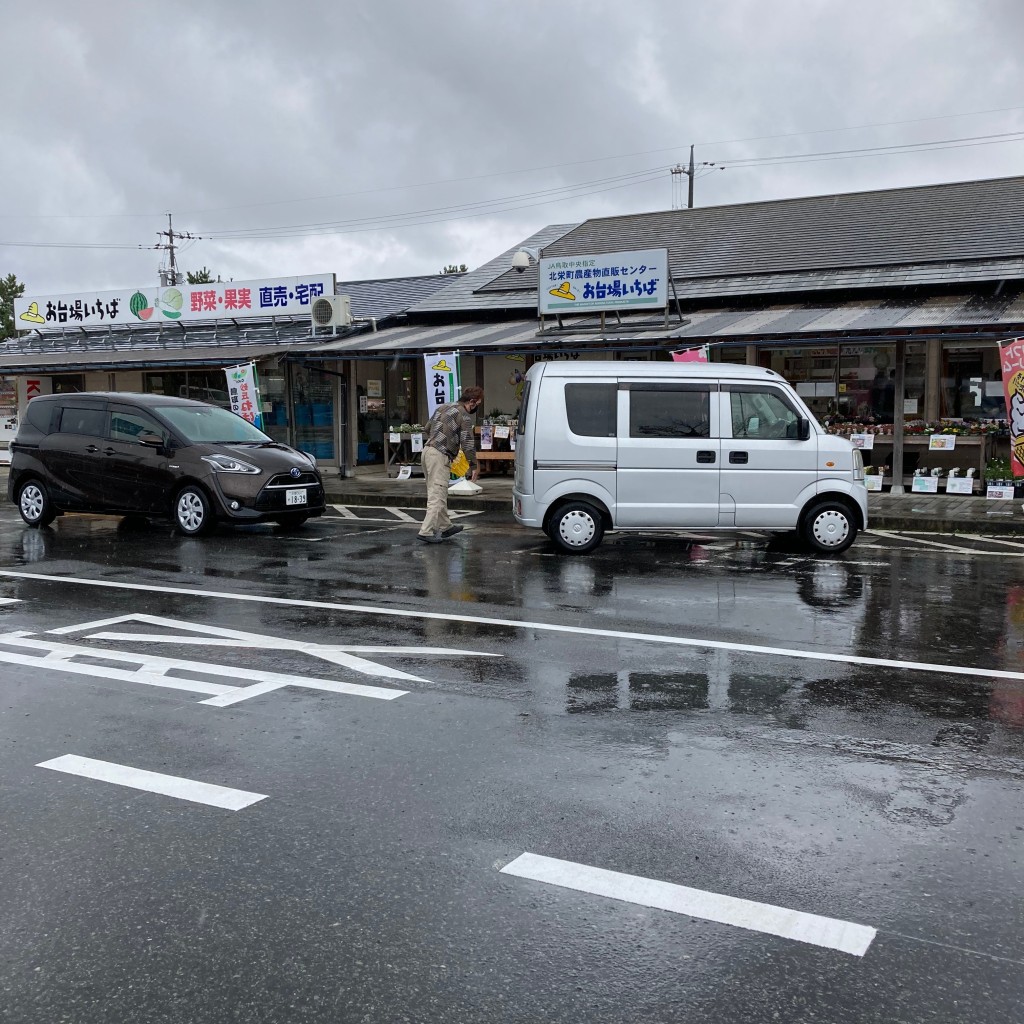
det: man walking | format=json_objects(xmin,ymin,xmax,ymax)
[{"xmin": 417, "ymin": 385, "xmax": 484, "ymax": 544}]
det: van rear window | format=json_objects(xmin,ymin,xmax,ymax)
[
  {"xmin": 565, "ymin": 383, "xmax": 616, "ymax": 437},
  {"xmin": 57, "ymin": 406, "xmax": 107, "ymax": 437}
]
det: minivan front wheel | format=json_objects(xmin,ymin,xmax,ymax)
[
  {"xmin": 548, "ymin": 500, "xmax": 605, "ymax": 554},
  {"xmin": 800, "ymin": 500, "xmax": 857, "ymax": 555},
  {"xmin": 17, "ymin": 479, "xmax": 56, "ymax": 528},
  {"xmin": 174, "ymin": 485, "xmax": 215, "ymax": 536}
]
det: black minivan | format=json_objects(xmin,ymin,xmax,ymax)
[{"xmin": 8, "ymin": 392, "xmax": 326, "ymax": 535}]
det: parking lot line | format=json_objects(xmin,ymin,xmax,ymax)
[
  {"xmin": 501, "ymin": 852, "xmax": 876, "ymax": 957},
  {"xmin": 36, "ymin": 755, "xmax": 267, "ymax": 810},
  {"xmin": 5, "ymin": 570, "xmax": 1024, "ymax": 683}
]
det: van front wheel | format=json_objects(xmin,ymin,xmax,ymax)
[
  {"xmin": 800, "ymin": 500, "xmax": 857, "ymax": 555},
  {"xmin": 548, "ymin": 501, "xmax": 604, "ymax": 554}
]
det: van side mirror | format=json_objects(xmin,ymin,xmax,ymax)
[
  {"xmin": 797, "ymin": 417, "xmax": 811, "ymax": 441},
  {"xmin": 137, "ymin": 432, "xmax": 163, "ymax": 447}
]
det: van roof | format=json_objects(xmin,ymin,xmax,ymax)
[{"xmin": 531, "ymin": 361, "xmax": 782, "ymax": 380}]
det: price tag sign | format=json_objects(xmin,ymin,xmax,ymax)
[
  {"xmin": 850, "ymin": 433, "xmax": 874, "ymax": 450},
  {"xmin": 411, "ymin": 432, "xmax": 423, "ymax": 452},
  {"xmin": 928, "ymin": 435, "xmax": 957, "ymax": 450},
  {"xmin": 494, "ymin": 426, "xmax": 510, "ymax": 439},
  {"xmin": 946, "ymin": 477, "xmax": 974, "ymax": 494},
  {"xmin": 864, "ymin": 476, "xmax": 884, "ymax": 491},
  {"xmin": 388, "ymin": 432, "xmax": 401, "ymax": 444},
  {"xmin": 397, "ymin": 465, "xmax": 412, "ymax": 481},
  {"xmin": 911, "ymin": 476, "xmax": 939, "ymax": 493},
  {"xmin": 987, "ymin": 485, "xmax": 1015, "ymax": 500}
]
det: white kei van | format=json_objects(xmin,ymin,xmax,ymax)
[{"xmin": 512, "ymin": 361, "xmax": 867, "ymax": 555}]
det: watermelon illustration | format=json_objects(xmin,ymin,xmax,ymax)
[{"xmin": 129, "ymin": 291, "xmax": 153, "ymax": 320}]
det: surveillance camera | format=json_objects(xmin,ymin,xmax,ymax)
[{"xmin": 511, "ymin": 250, "xmax": 531, "ymax": 273}]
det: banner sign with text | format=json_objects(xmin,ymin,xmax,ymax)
[
  {"xmin": 15, "ymin": 274, "xmax": 334, "ymax": 331},
  {"xmin": 1000, "ymin": 337, "xmax": 1024, "ymax": 477},
  {"xmin": 424, "ymin": 353, "xmax": 460, "ymax": 420},
  {"xmin": 225, "ymin": 362, "xmax": 263, "ymax": 430},
  {"xmin": 538, "ymin": 248, "xmax": 668, "ymax": 315}
]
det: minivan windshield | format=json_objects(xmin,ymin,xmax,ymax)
[{"xmin": 155, "ymin": 405, "xmax": 273, "ymax": 444}]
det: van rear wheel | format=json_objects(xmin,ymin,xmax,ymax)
[
  {"xmin": 547, "ymin": 500, "xmax": 604, "ymax": 554},
  {"xmin": 800, "ymin": 500, "xmax": 857, "ymax": 555}
]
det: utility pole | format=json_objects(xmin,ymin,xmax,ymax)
[
  {"xmin": 156, "ymin": 214, "xmax": 198, "ymax": 286},
  {"xmin": 687, "ymin": 144, "xmax": 695, "ymax": 209},
  {"xmin": 669, "ymin": 145, "xmax": 723, "ymax": 210}
]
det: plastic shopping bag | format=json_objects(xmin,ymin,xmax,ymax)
[{"xmin": 450, "ymin": 450, "xmax": 470, "ymax": 478}]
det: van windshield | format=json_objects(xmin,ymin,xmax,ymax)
[{"xmin": 155, "ymin": 405, "xmax": 272, "ymax": 444}]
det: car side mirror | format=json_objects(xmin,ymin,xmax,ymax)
[
  {"xmin": 797, "ymin": 417, "xmax": 811, "ymax": 441},
  {"xmin": 137, "ymin": 432, "xmax": 163, "ymax": 447}
]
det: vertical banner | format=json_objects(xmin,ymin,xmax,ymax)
[
  {"xmin": 1000, "ymin": 338, "xmax": 1024, "ymax": 476},
  {"xmin": 424, "ymin": 352, "xmax": 460, "ymax": 420},
  {"xmin": 671, "ymin": 345, "xmax": 708, "ymax": 363},
  {"xmin": 224, "ymin": 362, "xmax": 264, "ymax": 430}
]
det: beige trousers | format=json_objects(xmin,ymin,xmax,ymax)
[{"xmin": 420, "ymin": 445, "xmax": 453, "ymax": 537}]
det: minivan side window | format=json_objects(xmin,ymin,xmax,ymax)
[
  {"xmin": 565, "ymin": 383, "xmax": 617, "ymax": 437},
  {"xmin": 56, "ymin": 405, "xmax": 107, "ymax": 437},
  {"xmin": 628, "ymin": 385, "xmax": 711, "ymax": 438},
  {"xmin": 109, "ymin": 407, "xmax": 171, "ymax": 445},
  {"xmin": 729, "ymin": 387, "xmax": 800, "ymax": 440}
]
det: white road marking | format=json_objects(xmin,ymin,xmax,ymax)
[
  {"xmin": 384, "ymin": 506, "xmax": 417, "ymax": 522},
  {"xmin": 3, "ymin": 571, "xmax": 1023, "ymax": 683},
  {"xmin": 37, "ymin": 755, "xmax": 267, "ymax": 810},
  {"xmin": 501, "ymin": 853, "xmax": 875, "ymax": 957},
  {"xmin": 0, "ymin": 627, "xmax": 409, "ymax": 703},
  {"xmin": 865, "ymin": 529, "xmax": 1024, "ymax": 555}
]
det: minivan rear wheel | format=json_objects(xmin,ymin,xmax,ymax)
[
  {"xmin": 547, "ymin": 500, "xmax": 605, "ymax": 554},
  {"xmin": 174, "ymin": 485, "xmax": 215, "ymax": 536},
  {"xmin": 17, "ymin": 479, "xmax": 56, "ymax": 528},
  {"xmin": 800, "ymin": 500, "xmax": 857, "ymax": 555}
]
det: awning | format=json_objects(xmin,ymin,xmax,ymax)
[{"xmin": 0, "ymin": 342, "xmax": 327, "ymax": 374}]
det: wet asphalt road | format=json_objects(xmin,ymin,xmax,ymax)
[{"xmin": 1, "ymin": 504, "xmax": 1023, "ymax": 1023}]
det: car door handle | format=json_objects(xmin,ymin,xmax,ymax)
[
  {"xmin": 102, "ymin": 447, "xmax": 118, "ymax": 456},
  {"xmin": 729, "ymin": 451, "xmax": 749, "ymax": 464},
  {"xmin": 696, "ymin": 450, "xmax": 716, "ymax": 464},
  {"xmin": 85, "ymin": 444, "xmax": 99, "ymax": 454}
]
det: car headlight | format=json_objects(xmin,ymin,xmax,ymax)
[{"xmin": 201, "ymin": 454, "xmax": 262, "ymax": 475}]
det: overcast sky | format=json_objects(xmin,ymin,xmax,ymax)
[{"xmin": 3, "ymin": 0, "xmax": 1024, "ymax": 295}]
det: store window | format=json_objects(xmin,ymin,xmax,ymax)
[
  {"xmin": 52, "ymin": 374, "xmax": 85, "ymax": 394},
  {"xmin": 290, "ymin": 363, "xmax": 335, "ymax": 461},
  {"xmin": 143, "ymin": 370, "xmax": 230, "ymax": 408},
  {"xmin": 941, "ymin": 346, "xmax": 1005, "ymax": 420}
]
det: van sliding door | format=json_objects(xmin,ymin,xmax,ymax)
[{"xmin": 616, "ymin": 382, "xmax": 719, "ymax": 528}]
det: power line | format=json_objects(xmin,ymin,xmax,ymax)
[{"xmin": 3, "ymin": 103, "xmax": 1024, "ymax": 222}]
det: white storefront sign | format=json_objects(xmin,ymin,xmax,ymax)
[
  {"xmin": 424, "ymin": 353, "xmax": 460, "ymax": 420},
  {"xmin": 538, "ymin": 248, "xmax": 668, "ymax": 315},
  {"xmin": 14, "ymin": 274, "xmax": 335, "ymax": 330},
  {"xmin": 224, "ymin": 362, "xmax": 263, "ymax": 430}
]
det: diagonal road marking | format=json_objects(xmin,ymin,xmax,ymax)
[
  {"xmin": 37, "ymin": 755, "xmax": 267, "ymax": 810},
  {"xmin": 501, "ymin": 852, "xmax": 876, "ymax": 957}
]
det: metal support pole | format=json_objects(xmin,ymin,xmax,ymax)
[{"xmin": 890, "ymin": 339, "xmax": 907, "ymax": 494}]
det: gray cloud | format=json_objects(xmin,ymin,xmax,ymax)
[{"xmin": 3, "ymin": 0, "xmax": 1023, "ymax": 294}]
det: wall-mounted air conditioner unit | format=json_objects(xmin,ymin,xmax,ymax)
[{"xmin": 310, "ymin": 294, "xmax": 352, "ymax": 331}]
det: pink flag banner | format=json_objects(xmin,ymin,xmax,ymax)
[
  {"xmin": 1000, "ymin": 337, "xmax": 1024, "ymax": 476},
  {"xmin": 671, "ymin": 346, "xmax": 708, "ymax": 363}
]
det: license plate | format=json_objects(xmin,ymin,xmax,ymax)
[{"xmin": 286, "ymin": 488, "xmax": 307, "ymax": 506}]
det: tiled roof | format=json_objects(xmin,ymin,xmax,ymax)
[
  {"xmin": 477, "ymin": 175, "xmax": 1024, "ymax": 299},
  {"xmin": 336, "ymin": 273, "xmax": 462, "ymax": 320}
]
